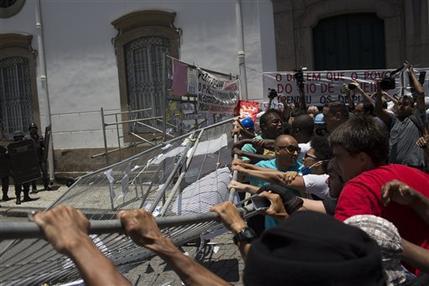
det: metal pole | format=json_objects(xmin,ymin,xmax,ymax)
[
  {"xmin": 104, "ymin": 107, "xmax": 152, "ymax": 116},
  {"xmin": 147, "ymin": 134, "xmax": 195, "ymax": 212},
  {"xmin": 35, "ymin": 0, "xmax": 55, "ymax": 181},
  {"xmin": 136, "ymin": 119, "xmax": 174, "ymax": 137},
  {"xmin": 162, "ymin": 53, "xmax": 167, "ymax": 142},
  {"xmin": 229, "ymin": 133, "xmax": 239, "ymax": 201},
  {"xmin": 159, "ymin": 129, "xmax": 204, "ymax": 216},
  {"xmin": 100, "ymin": 107, "xmax": 109, "ymax": 165},
  {"xmin": 235, "ymin": 0, "xmax": 248, "ymax": 100},
  {"xmin": 115, "ymin": 113, "xmax": 121, "ymax": 160},
  {"xmin": 104, "ymin": 117, "xmax": 163, "ymax": 126},
  {"xmin": 0, "ymin": 213, "xmax": 216, "ymax": 240},
  {"xmin": 0, "ymin": 206, "xmax": 254, "ymax": 240}
]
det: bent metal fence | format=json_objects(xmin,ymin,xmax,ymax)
[{"xmin": 0, "ymin": 117, "xmax": 246, "ymax": 286}]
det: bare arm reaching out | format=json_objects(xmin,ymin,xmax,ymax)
[
  {"xmin": 118, "ymin": 209, "xmax": 230, "ymax": 286},
  {"xmin": 33, "ymin": 205, "xmax": 131, "ymax": 286}
]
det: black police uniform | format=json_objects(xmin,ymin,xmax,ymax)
[
  {"xmin": 9, "ymin": 132, "xmax": 32, "ymax": 205},
  {"xmin": 0, "ymin": 145, "xmax": 10, "ymax": 201},
  {"xmin": 28, "ymin": 124, "xmax": 50, "ymax": 192}
]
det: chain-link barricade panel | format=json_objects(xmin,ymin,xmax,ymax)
[
  {"xmin": 50, "ymin": 135, "xmax": 192, "ymax": 213},
  {"xmin": 0, "ymin": 118, "xmax": 238, "ymax": 286},
  {"xmin": 0, "ymin": 219, "xmax": 233, "ymax": 285},
  {"xmin": 164, "ymin": 122, "xmax": 236, "ymax": 218}
]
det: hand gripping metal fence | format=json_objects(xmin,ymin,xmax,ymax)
[{"xmin": 0, "ymin": 117, "xmax": 245, "ymax": 286}]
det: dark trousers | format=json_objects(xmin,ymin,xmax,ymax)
[
  {"xmin": 31, "ymin": 162, "xmax": 49, "ymax": 191},
  {"xmin": 15, "ymin": 183, "xmax": 30, "ymax": 200},
  {"xmin": 1, "ymin": 176, "xmax": 9, "ymax": 198}
]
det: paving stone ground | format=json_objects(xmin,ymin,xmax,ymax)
[
  {"xmin": 125, "ymin": 233, "xmax": 244, "ymax": 286},
  {"xmin": 0, "ymin": 184, "xmax": 69, "ymax": 212}
]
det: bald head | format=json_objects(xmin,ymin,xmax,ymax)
[
  {"xmin": 275, "ymin": 135, "xmax": 300, "ymax": 169},
  {"xmin": 276, "ymin": 135, "xmax": 298, "ymax": 147}
]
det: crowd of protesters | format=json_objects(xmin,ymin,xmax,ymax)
[{"xmin": 32, "ymin": 63, "xmax": 429, "ymax": 285}]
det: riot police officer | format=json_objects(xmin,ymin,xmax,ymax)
[
  {"xmin": 28, "ymin": 123, "xmax": 51, "ymax": 192},
  {"xmin": 0, "ymin": 145, "xmax": 9, "ymax": 201},
  {"xmin": 10, "ymin": 131, "xmax": 32, "ymax": 204}
]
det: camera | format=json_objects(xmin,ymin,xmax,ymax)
[
  {"xmin": 347, "ymin": 82, "xmax": 359, "ymax": 90},
  {"xmin": 380, "ymin": 64, "xmax": 406, "ymax": 91},
  {"xmin": 268, "ymin": 88, "xmax": 278, "ymax": 100},
  {"xmin": 380, "ymin": 75, "xmax": 396, "ymax": 91},
  {"xmin": 251, "ymin": 196, "xmax": 271, "ymax": 211}
]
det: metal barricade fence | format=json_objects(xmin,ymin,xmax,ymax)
[{"xmin": 0, "ymin": 117, "xmax": 243, "ymax": 286}]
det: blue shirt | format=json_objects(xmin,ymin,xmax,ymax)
[
  {"xmin": 249, "ymin": 159, "xmax": 303, "ymax": 191},
  {"xmin": 241, "ymin": 135, "xmax": 262, "ymax": 162},
  {"xmin": 249, "ymin": 159, "xmax": 303, "ymax": 229}
]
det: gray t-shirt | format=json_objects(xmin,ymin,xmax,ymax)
[{"xmin": 389, "ymin": 110, "xmax": 425, "ymax": 168}]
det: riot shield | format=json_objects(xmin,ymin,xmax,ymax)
[
  {"xmin": 7, "ymin": 139, "xmax": 41, "ymax": 184},
  {"xmin": 0, "ymin": 146, "xmax": 9, "ymax": 178},
  {"xmin": 43, "ymin": 125, "xmax": 51, "ymax": 162}
]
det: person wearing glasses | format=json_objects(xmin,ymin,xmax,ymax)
[
  {"xmin": 231, "ymin": 135, "xmax": 333, "ymax": 200},
  {"xmin": 232, "ymin": 135, "xmax": 303, "ymax": 189},
  {"xmin": 232, "ymin": 134, "xmax": 303, "ymax": 230}
]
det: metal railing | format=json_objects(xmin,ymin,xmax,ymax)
[{"xmin": 93, "ymin": 107, "xmax": 169, "ymax": 164}]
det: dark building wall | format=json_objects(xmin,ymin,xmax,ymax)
[{"xmin": 273, "ymin": 0, "xmax": 429, "ymax": 71}]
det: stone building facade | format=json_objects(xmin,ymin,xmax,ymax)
[{"xmin": 273, "ymin": 0, "xmax": 429, "ymax": 70}]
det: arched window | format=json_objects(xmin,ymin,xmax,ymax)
[
  {"xmin": 112, "ymin": 10, "xmax": 180, "ymax": 134},
  {"xmin": 313, "ymin": 13, "xmax": 385, "ymax": 70},
  {"xmin": 124, "ymin": 36, "xmax": 171, "ymax": 117},
  {"xmin": 0, "ymin": 33, "xmax": 39, "ymax": 140}
]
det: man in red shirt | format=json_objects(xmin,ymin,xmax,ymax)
[{"xmin": 329, "ymin": 116, "xmax": 429, "ymax": 274}]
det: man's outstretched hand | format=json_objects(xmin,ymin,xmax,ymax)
[
  {"xmin": 259, "ymin": 191, "xmax": 289, "ymax": 219},
  {"xmin": 381, "ymin": 180, "xmax": 418, "ymax": 206},
  {"xmin": 118, "ymin": 209, "xmax": 166, "ymax": 253},
  {"xmin": 34, "ymin": 205, "xmax": 131, "ymax": 286},
  {"xmin": 33, "ymin": 205, "xmax": 90, "ymax": 255},
  {"xmin": 210, "ymin": 201, "xmax": 246, "ymax": 234}
]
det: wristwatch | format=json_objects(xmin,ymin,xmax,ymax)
[{"xmin": 233, "ymin": 227, "xmax": 256, "ymax": 245}]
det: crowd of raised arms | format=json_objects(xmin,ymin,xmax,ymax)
[{"xmin": 32, "ymin": 63, "xmax": 429, "ymax": 286}]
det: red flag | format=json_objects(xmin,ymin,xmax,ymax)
[{"xmin": 237, "ymin": 100, "xmax": 259, "ymax": 122}]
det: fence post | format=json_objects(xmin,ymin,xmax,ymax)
[
  {"xmin": 115, "ymin": 113, "xmax": 122, "ymax": 160},
  {"xmin": 162, "ymin": 53, "xmax": 167, "ymax": 142},
  {"xmin": 100, "ymin": 107, "xmax": 109, "ymax": 165}
]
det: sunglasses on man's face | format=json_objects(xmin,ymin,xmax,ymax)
[{"xmin": 277, "ymin": 144, "xmax": 301, "ymax": 154}]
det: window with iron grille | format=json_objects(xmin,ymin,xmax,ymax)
[
  {"xmin": 0, "ymin": 33, "xmax": 38, "ymax": 141},
  {"xmin": 125, "ymin": 36, "xmax": 171, "ymax": 118},
  {"xmin": 112, "ymin": 10, "xmax": 180, "ymax": 139},
  {"xmin": 0, "ymin": 56, "xmax": 33, "ymax": 140}
]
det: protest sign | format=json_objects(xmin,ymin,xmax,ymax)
[
  {"xmin": 196, "ymin": 68, "xmax": 239, "ymax": 114},
  {"xmin": 263, "ymin": 68, "xmax": 429, "ymax": 106},
  {"xmin": 171, "ymin": 57, "xmax": 239, "ymax": 114}
]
